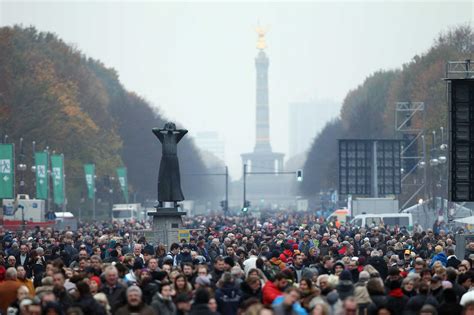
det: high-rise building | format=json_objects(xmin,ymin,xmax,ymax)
[
  {"xmin": 195, "ymin": 131, "xmax": 225, "ymax": 162},
  {"xmin": 288, "ymin": 100, "xmax": 341, "ymax": 158},
  {"xmin": 288, "ymin": 102, "xmax": 319, "ymax": 158}
]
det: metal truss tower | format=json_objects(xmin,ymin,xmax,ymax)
[{"xmin": 395, "ymin": 102, "xmax": 426, "ymax": 209}]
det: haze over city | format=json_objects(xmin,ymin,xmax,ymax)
[{"xmin": 1, "ymin": 1, "xmax": 471, "ymax": 177}]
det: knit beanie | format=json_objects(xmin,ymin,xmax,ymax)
[{"xmin": 339, "ymin": 270, "xmax": 353, "ymax": 282}]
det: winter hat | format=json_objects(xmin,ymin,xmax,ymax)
[
  {"xmin": 334, "ymin": 261, "xmax": 345, "ymax": 270},
  {"xmin": 132, "ymin": 259, "xmax": 144, "ymax": 271},
  {"xmin": 358, "ymin": 271, "xmax": 370, "ymax": 283},
  {"xmin": 195, "ymin": 276, "xmax": 211, "ymax": 286},
  {"xmin": 224, "ymin": 256, "xmax": 235, "ymax": 267},
  {"xmin": 127, "ymin": 285, "xmax": 142, "ymax": 295},
  {"xmin": 339, "ymin": 270, "xmax": 353, "ymax": 282},
  {"xmin": 153, "ymin": 271, "xmax": 168, "ymax": 281},
  {"xmin": 302, "ymin": 268, "xmax": 318, "ymax": 280},
  {"xmin": 90, "ymin": 276, "xmax": 101, "ymax": 287}
]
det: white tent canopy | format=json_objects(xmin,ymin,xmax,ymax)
[
  {"xmin": 54, "ymin": 212, "xmax": 74, "ymax": 218},
  {"xmin": 454, "ymin": 216, "xmax": 474, "ymax": 225}
]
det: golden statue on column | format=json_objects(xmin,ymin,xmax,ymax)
[{"xmin": 256, "ymin": 26, "xmax": 267, "ymax": 50}]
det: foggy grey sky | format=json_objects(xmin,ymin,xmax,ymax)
[{"xmin": 0, "ymin": 1, "xmax": 472, "ymax": 178}]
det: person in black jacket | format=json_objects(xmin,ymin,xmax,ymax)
[
  {"xmin": 210, "ymin": 256, "xmax": 225, "ymax": 287},
  {"xmin": 367, "ymin": 278, "xmax": 387, "ymax": 315},
  {"xmin": 189, "ymin": 288, "xmax": 217, "ymax": 315},
  {"xmin": 386, "ymin": 279, "xmax": 408, "ymax": 314},
  {"xmin": 446, "ymin": 267, "xmax": 466, "ymax": 299},
  {"xmin": 438, "ymin": 288, "xmax": 463, "ymax": 315},
  {"xmin": 15, "ymin": 244, "xmax": 30, "ymax": 275},
  {"xmin": 52, "ymin": 271, "xmax": 74, "ymax": 311},
  {"xmin": 99, "ymin": 266, "xmax": 127, "ymax": 313},
  {"xmin": 405, "ymin": 282, "xmax": 439, "ymax": 315},
  {"xmin": 176, "ymin": 244, "xmax": 193, "ymax": 266},
  {"xmin": 74, "ymin": 281, "xmax": 106, "ymax": 315},
  {"xmin": 429, "ymin": 275, "xmax": 444, "ymax": 304},
  {"xmin": 368, "ymin": 250, "xmax": 388, "ymax": 280},
  {"xmin": 446, "ymin": 248, "xmax": 461, "ymax": 269},
  {"xmin": 240, "ymin": 275, "xmax": 262, "ymax": 303},
  {"xmin": 215, "ymin": 272, "xmax": 242, "ymax": 315}
]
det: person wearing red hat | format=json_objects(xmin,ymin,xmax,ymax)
[{"xmin": 89, "ymin": 276, "xmax": 101, "ymax": 295}]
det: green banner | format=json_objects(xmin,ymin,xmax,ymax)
[
  {"xmin": 0, "ymin": 144, "xmax": 14, "ymax": 198},
  {"xmin": 84, "ymin": 164, "xmax": 95, "ymax": 199},
  {"xmin": 34, "ymin": 152, "xmax": 49, "ymax": 200},
  {"xmin": 116, "ymin": 167, "xmax": 129, "ymax": 203},
  {"xmin": 51, "ymin": 154, "xmax": 65, "ymax": 205}
]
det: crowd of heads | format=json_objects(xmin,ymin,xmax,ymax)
[{"xmin": 0, "ymin": 212, "xmax": 473, "ymax": 315}]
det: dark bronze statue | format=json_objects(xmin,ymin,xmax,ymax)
[{"xmin": 153, "ymin": 122, "xmax": 188, "ymax": 207}]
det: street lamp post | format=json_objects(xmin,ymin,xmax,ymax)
[
  {"xmin": 17, "ymin": 137, "xmax": 27, "ymax": 194},
  {"xmin": 92, "ymin": 175, "xmax": 97, "ymax": 220},
  {"xmin": 17, "ymin": 138, "xmax": 28, "ymax": 230},
  {"xmin": 430, "ymin": 131, "xmax": 438, "ymax": 211},
  {"xmin": 108, "ymin": 175, "xmax": 115, "ymax": 220},
  {"xmin": 438, "ymin": 127, "xmax": 448, "ymax": 216}
]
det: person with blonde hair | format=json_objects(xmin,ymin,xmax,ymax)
[
  {"xmin": 401, "ymin": 277, "xmax": 416, "ymax": 298},
  {"xmin": 363, "ymin": 265, "xmax": 380, "ymax": 278},
  {"xmin": 430, "ymin": 245, "xmax": 447, "ymax": 268},
  {"xmin": 6, "ymin": 285, "xmax": 30, "ymax": 315},
  {"xmin": 311, "ymin": 302, "xmax": 330, "ymax": 315},
  {"xmin": 316, "ymin": 274, "xmax": 329, "ymax": 292},
  {"xmin": 94, "ymin": 293, "xmax": 112, "ymax": 315}
]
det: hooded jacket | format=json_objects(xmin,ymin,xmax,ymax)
[
  {"xmin": 430, "ymin": 252, "xmax": 447, "ymax": 268},
  {"xmin": 215, "ymin": 283, "xmax": 242, "ymax": 315},
  {"xmin": 240, "ymin": 281, "xmax": 262, "ymax": 303}
]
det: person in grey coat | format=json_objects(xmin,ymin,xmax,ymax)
[{"xmin": 151, "ymin": 282, "xmax": 176, "ymax": 315}]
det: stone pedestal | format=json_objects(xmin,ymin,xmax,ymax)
[{"xmin": 148, "ymin": 207, "xmax": 186, "ymax": 248}]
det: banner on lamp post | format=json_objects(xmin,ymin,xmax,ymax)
[
  {"xmin": 50, "ymin": 154, "xmax": 65, "ymax": 205},
  {"xmin": 116, "ymin": 167, "xmax": 129, "ymax": 203},
  {"xmin": 84, "ymin": 164, "xmax": 95, "ymax": 200},
  {"xmin": 0, "ymin": 144, "xmax": 14, "ymax": 199},
  {"xmin": 35, "ymin": 152, "xmax": 49, "ymax": 200}
]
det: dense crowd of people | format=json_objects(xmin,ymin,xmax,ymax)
[{"xmin": 0, "ymin": 212, "xmax": 474, "ymax": 315}]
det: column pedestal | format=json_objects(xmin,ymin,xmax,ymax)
[{"xmin": 148, "ymin": 207, "xmax": 186, "ymax": 248}]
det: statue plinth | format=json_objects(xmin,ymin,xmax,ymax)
[{"xmin": 148, "ymin": 206, "xmax": 187, "ymax": 248}]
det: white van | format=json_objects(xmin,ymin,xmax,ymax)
[
  {"xmin": 350, "ymin": 213, "xmax": 413, "ymax": 229},
  {"xmin": 327, "ymin": 209, "xmax": 351, "ymax": 224},
  {"xmin": 112, "ymin": 203, "xmax": 141, "ymax": 222}
]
